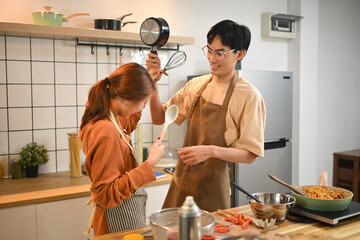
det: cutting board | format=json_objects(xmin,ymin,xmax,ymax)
[{"xmin": 212, "ymin": 209, "xmax": 268, "ymax": 237}]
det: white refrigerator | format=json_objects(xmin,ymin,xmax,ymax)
[{"xmin": 230, "ymin": 70, "xmax": 293, "ymax": 206}]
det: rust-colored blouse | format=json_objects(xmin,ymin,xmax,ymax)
[{"xmin": 79, "ymin": 112, "xmax": 156, "ymax": 236}]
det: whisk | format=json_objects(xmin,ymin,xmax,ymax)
[{"xmin": 162, "ymin": 50, "xmax": 187, "ymax": 73}]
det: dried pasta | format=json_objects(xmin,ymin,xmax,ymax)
[{"xmin": 304, "ymin": 186, "xmax": 345, "ymax": 200}]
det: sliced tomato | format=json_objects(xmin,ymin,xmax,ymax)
[
  {"xmin": 242, "ymin": 216, "xmax": 252, "ymax": 223},
  {"xmin": 225, "ymin": 216, "xmax": 239, "ymax": 225},
  {"xmin": 241, "ymin": 221, "xmax": 250, "ymax": 229},
  {"xmin": 238, "ymin": 218, "xmax": 245, "ymax": 226},
  {"xmin": 214, "ymin": 224, "xmax": 231, "ymax": 233}
]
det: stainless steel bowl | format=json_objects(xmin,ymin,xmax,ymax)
[
  {"xmin": 247, "ymin": 193, "xmax": 296, "ymax": 221},
  {"xmin": 149, "ymin": 207, "xmax": 215, "ymax": 240}
]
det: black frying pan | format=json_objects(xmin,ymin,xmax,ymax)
[
  {"xmin": 95, "ymin": 13, "xmax": 136, "ymax": 31},
  {"xmin": 139, "ymin": 17, "xmax": 170, "ymax": 54}
]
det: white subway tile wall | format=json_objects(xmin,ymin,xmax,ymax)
[
  {"xmin": 0, "ymin": 36, "xmax": 171, "ymax": 174},
  {"xmin": 33, "ymin": 85, "xmax": 55, "ymax": 106},
  {"xmin": 0, "ymin": 85, "xmax": 6, "ymax": 107},
  {"xmin": 0, "ymin": 132, "xmax": 8, "ymax": 154},
  {"xmin": 32, "ymin": 62, "xmax": 54, "ymax": 84},
  {"xmin": 77, "ymin": 44, "xmax": 97, "ymax": 63},
  {"xmin": 0, "ymin": 109, "xmax": 7, "ymax": 131},
  {"xmin": 0, "ymin": 36, "xmax": 5, "ymax": 59},
  {"xmin": 31, "ymin": 38, "xmax": 54, "ymax": 61},
  {"xmin": 0, "ymin": 61, "xmax": 6, "ymax": 83},
  {"xmin": 9, "ymin": 131, "xmax": 32, "ymax": 153},
  {"xmin": 8, "ymin": 85, "xmax": 32, "ymax": 107},
  {"xmin": 7, "ymin": 61, "xmax": 31, "ymax": 83},
  {"xmin": 33, "ymin": 108, "xmax": 55, "ymax": 129},
  {"xmin": 8, "ymin": 108, "xmax": 32, "ymax": 130},
  {"xmin": 77, "ymin": 63, "xmax": 97, "ymax": 84},
  {"xmin": 6, "ymin": 37, "xmax": 30, "ymax": 60}
]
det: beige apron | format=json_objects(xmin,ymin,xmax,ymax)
[
  {"xmin": 84, "ymin": 111, "xmax": 147, "ymax": 235},
  {"xmin": 162, "ymin": 73, "xmax": 237, "ymax": 212}
]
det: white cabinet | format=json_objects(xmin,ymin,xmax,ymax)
[
  {"xmin": 145, "ymin": 183, "xmax": 170, "ymax": 218},
  {"xmin": 0, "ymin": 184, "xmax": 169, "ymax": 240},
  {"xmin": 0, "ymin": 205, "xmax": 37, "ymax": 240},
  {"xmin": 36, "ymin": 196, "xmax": 93, "ymax": 240}
]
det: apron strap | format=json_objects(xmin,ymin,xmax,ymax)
[
  {"xmin": 84, "ymin": 199, "xmax": 96, "ymax": 235},
  {"xmin": 188, "ymin": 71, "xmax": 238, "ymax": 121},
  {"xmin": 221, "ymin": 71, "xmax": 238, "ymax": 109},
  {"xmin": 188, "ymin": 76, "xmax": 212, "ymax": 122}
]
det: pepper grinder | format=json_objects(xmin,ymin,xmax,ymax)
[{"xmin": 179, "ymin": 196, "xmax": 201, "ymax": 240}]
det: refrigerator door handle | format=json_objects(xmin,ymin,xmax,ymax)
[{"xmin": 264, "ymin": 138, "xmax": 288, "ymax": 150}]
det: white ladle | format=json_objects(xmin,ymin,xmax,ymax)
[{"xmin": 158, "ymin": 105, "xmax": 179, "ymax": 141}]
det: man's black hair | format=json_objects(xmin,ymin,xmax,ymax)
[{"xmin": 207, "ymin": 20, "xmax": 251, "ymax": 52}]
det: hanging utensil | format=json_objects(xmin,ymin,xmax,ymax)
[
  {"xmin": 230, "ymin": 182, "xmax": 263, "ymax": 204},
  {"xmin": 139, "ymin": 17, "xmax": 170, "ymax": 54},
  {"xmin": 162, "ymin": 50, "xmax": 187, "ymax": 73},
  {"xmin": 158, "ymin": 105, "xmax": 179, "ymax": 141},
  {"xmin": 268, "ymin": 173, "xmax": 305, "ymax": 196}
]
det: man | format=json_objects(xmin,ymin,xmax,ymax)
[{"xmin": 146, "ymin": 20, "xmax": 266, "ymax": 212}]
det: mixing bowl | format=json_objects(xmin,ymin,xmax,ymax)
[
  {"xmin": 155, "ymin": 146, "xmax": 179, "ymax": 167},
  {"xmin": 149, "ymin": 208, "xmax": 215, "ymax": 239},
  {"xmin": 248, "ymin": 193, "xmax": 295, "ymax": 221}
]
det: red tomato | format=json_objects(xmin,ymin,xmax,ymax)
[
  {"xmin": 241, "ymin": 221, "xmax": 249, "ymax": 230},
  {"xmin": 243, "ymin": 216, "xmax": 252, "ymax": 223},
  {"xmin": 214, "ymin": 224, "xmax": 231, "ymax": 233}
]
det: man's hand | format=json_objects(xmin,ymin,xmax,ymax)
[{"xmin": 178, "ymin": 145, "xmax": 212, "ymax": 166}]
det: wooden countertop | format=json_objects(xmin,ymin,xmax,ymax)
[
  {"xmin": 0, "ymin": 169, "xmax": 172, "ymax": 209},
  {"xmin": 89, "ymin": 205, "xmax": 360, "ymax": 240}
]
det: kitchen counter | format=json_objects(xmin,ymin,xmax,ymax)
[
  {"xmin": 0, "ymin": 169, "xmax": 172, "ymax": 209},
  {"xmin": 89, "ymin": 204, "xmax": 360, "ymax": 240}
]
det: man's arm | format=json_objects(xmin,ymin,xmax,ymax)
[
  {"xmin": 150, "ymin": 83, "xmax": 165, "ymax": 125},
  {"xmin": 147, "ymin": 53, "xmax": 165, "ymax": 125},
  {"xmin": 178, "ymin": 145, "xmax": 257, "ymax": 166}
]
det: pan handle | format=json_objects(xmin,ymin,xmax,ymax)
[
  {"xmin": 117, "ymin": 13, "xmax": 133, "ymax": 22},
  {"xmin": 122, "ymin": 21, "xmax": 137, "ymax": 27},
  {"xmin": 231, "ymin": 182, "xmax": 262, "ymax": 204},
  {"xmin": 64, "ymin": 13, "xmax": 90, "ymax": 22}
]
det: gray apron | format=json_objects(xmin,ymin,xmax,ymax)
[
  {"xmin": 105, "ymin": 187, "xmax": 147, "ymax": 233},
  {"xmin": 106, "ymin": 111, "xmax": 148, "ymax": 233}
]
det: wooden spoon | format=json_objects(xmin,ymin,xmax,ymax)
[{"xmin": 268, "ymin": 174, "xmax": 305, "ymax": 196}]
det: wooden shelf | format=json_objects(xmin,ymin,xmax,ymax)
[{"xmin": 0, "ymin": 22, "xmax": 194, "ymax": 47}]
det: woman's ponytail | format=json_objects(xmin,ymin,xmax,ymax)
[
  {"xmin": 80, "ymin": 78, "xmax": 112, "ymax": 130},
  {"xmin": 80, "ymin": 62, "xmax": 154, "ymax": 130}
]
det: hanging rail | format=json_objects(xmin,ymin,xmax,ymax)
[{"xmin": 75, "ymin": 38, "xmax": 180, "ymax": 55}]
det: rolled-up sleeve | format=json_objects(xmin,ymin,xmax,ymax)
[
  {"xmin": 225, "ymin": 79, "xmax": 266, "ymax": 157},
  {"xmin": 163, "ymin": 75, "xmax": 212, "ymax": 126}
]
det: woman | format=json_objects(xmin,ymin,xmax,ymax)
[{"xmin": 79, "ymin": 62, "xmax": 165, "ymax": 236}]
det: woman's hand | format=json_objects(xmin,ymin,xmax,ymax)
[
  {"xmin": 146, "ymin": 138, "xmax": 165, "ymax": 168},
  {"xmin": 178, "ymin": 145, "xmax": 212, "ymax": 166}
]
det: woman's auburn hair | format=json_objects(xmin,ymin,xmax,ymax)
[{"xmin": 80, "ymin": 62, "xmax": 154, "ymax": 130}]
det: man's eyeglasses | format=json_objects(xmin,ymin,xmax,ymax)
[{"xmin": 202, "ymin": 45, "xmax": 236, "ymax": 60}]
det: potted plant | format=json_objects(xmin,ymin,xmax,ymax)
[{"xmin": 19, "ymin": 142, "xmax": 49, "ymax": 178}]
